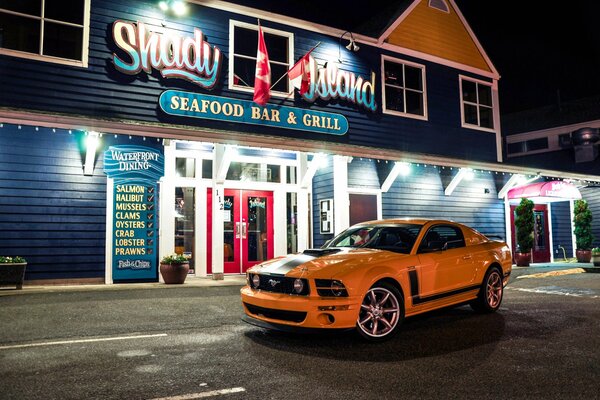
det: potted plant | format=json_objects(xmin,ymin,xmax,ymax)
[
  {"xmin": 573, "ymin": 199, "xmax": 594, "ymax": 263},
  {"xmin": 591, "ymin": 248, "xmax": 600, "ymax": 267},
  {"xmin": 0, "ymin": 256, "xmax": 27, "ymax": 289},
  {"xmin": 160, "ymin": 253, "xmax": 190, "ymax": 284},
  {"xmin": 514, "ymin": 198, "xmax": 534, "ymax": 266}
]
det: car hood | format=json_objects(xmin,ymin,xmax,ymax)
[{"xmin": 249, "ymin": 247, "xmax": 407, "ymax": 278}]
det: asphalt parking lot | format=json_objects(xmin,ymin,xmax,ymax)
[{"xmin": 0, "ymin": 267, "xmax": 598, "ymax": 399}]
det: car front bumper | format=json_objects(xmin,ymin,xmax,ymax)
[{"xmin": 240, "ymin": 286, "xmax": 361, "ymax": 330}]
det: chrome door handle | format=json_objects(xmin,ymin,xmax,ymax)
[
  {"xmin": 241, "ymin": 223, "xmax": 247, "ymax": 239},
  {"xmin": 235, "ymin": 222, "xmax": 241, "ymax": 239}
]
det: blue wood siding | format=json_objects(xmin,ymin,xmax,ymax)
[
  {"xmin": 581, "ymin": 187, "xmax": 600, "ymax": 248},
  {"xmin": 0, "ymin": 125, "xmax": 107, "ymax": 280},
  {"xmin": 312, "ymin": 156, "xmax": 334, "ymax": 248},
  {"xmin": 550, "ymin": 201, "xmax": 573, "ymax": 259},
  {"xmin": 348, "ymin": 158, "xmax": 381, "ymax": 189},
  {"xmin": 0, "ymin": 0, "xmax": 498, "ymax": 162},
  {"xmin": 382, "ymin": 166, "xmax": 506, "ymax": 239}
]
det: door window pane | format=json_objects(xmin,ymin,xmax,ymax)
[
  {"xmin": 175, "ymin": 187, "xmax": 195, "ymax": 273},
  {"xmin": 223, "ymin": 195, "xmax": 235, "ymax": 262},
  {"xmin": 247, "ymin": 196, "xmax": 268, "ymax": 262},
  {"xmin": 287, "ymin": 193, "xmax": 297, "ymax": 254},
  {"xmin": 534, "ymin": 211, "xmax": 546, "ymax": 249}
]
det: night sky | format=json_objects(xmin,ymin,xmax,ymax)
[{"xmin": 233, "ymin": 0, "xmax": 600, "ymax": 115}]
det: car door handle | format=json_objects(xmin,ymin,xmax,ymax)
[{"xmin": 462, "ymin": 255, "xmax": 472, "ymax": 260}]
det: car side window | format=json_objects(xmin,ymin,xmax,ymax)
[
  {"xmin": 419, "ymin": 225, "xmax": 466, "ymax": 252},
  {"xmin": 373, "ymin": 227, "xmax": 418, "ymax": 254}
]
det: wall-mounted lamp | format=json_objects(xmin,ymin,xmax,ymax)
[
  {"xmin": 338, "ymin": 31, "xmax": 360, "ymax": 63},
  {"xmin": 84, "ymin": 132, "xmax": 100, "ymax": 176},
  {"xmin": 158, "ymin": 0, "xmax": 187, "ymax": 16}
]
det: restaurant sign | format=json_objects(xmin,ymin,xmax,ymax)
[
  {"xmin": 159, "ymin": 90, "xmax": 348, "ymax": 135},
  {"xmin": 104, "ymin": 146, "xmax": 165, "ymax": 281}
]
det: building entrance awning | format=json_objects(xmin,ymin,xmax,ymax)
[{"xmin": 507, "ymin": 181, "xmax": 582, "ymax": 204}]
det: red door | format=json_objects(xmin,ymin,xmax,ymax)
[
  {"xmin": 207, "ymin": 189, "xmax": 274, "ymax": 274},
  {"xmin": 510, "ymin": 204, "xmax": 551, "ymax": 263}
]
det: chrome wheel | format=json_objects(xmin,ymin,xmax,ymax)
[
  {"xmin": 486, "ymin": 271, "xmax": 503, "ymax": 308},
  {"xmin": 357, "ymin": 287, "xmax": 401, "ymax": 338}
]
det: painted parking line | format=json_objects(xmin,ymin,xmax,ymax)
[
  {"xmin": 516, "ymin": 268, "xmax": 585, "ymax": 279},
  {"xmin": 0, "ymin": 333, "xmax": 167, "ymax": 350},
  {"xmin": 507, "ymin": 286, "xmax": 599, "ymax": 298},
  {"xmin": 148, "ymin": 387, "xmax": 246, "ymax": 400}
]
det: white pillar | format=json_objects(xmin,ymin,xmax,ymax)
[
  {"xmin": 297, "ymin": 153, "xmax": 310, "ymax": 251},
  {"xmin": 159, "ymin": 142, "xmax": 176, "ymax": 283},
  {"xmin": 105, "ymin": 178, "xmax": 114, "ymax": 284},
  {"xmin": 504, "ymin": 196, "xmax": 513, "ymax": 255},
  {"xmin": 211, "ymin": 144, "xmax": 226, "ymax": 279},
  {"xmin": 570, "ymin": 200, "xmax": 577, "ymax": 257},
  {"xmin": 273, "ymin": 189, "xmax": 287, "ymax": 256},
  {"xmin": 333, "ymin": 155, "xmax": 350, "ymax": 235}
]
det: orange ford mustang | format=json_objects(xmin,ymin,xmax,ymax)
[{"xmin": 241, "ymin": 219, "xmax": 512, "ymax": 341}]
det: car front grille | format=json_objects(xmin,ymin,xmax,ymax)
[
  {"xmin": 244, "ymin": 303, "xmax": 307, "ymax": 323},
  {"xmin": 252, "ymin": 274, "xmax": 309, "ymax": 296}
]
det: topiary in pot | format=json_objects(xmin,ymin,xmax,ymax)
[
  {"xmin": 573, "ymin": 199, "xmax": 594, "ymax": 263},
  {"xmin": 514, "ymin": 198, "xmax": 534, "ymax": 266}
]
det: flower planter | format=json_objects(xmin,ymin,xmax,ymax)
[
  {"xmin": 515, "ymin": 252, "xmax": 531, "ymax": 267},
  {"xmin": 591, "ymin": 254, "xmax": 600, "ymax": 267},
  {"xmin": 0, "ymin": 262, "xmax": 27, "ymax": 289},
  {"xmin": 160, "ymin": 262, "xmax": 189, "ymax": 284},
  {"xmin": 576, "ymin": 249, "xmax": 592, "ymax": 263}
]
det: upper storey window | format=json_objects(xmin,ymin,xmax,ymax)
[
  {"xmin": 229, "ymin": 20, "xmax": 293, "ymax": 97},
  {"xmin": 460, "ymin": 76, "xmax": 495, "ymax": 131},
  {"xmin": 0, "ymin": 0, "xmax": 89, "ymax": 66},
  {"xmin": 382, "ymin": 55, "xmax": 427, "ymax": 120},
  {"xmin": 429, "ymin": 0, "xmax": 450, "ymax": 13}
]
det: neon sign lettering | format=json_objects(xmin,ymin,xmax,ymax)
[
  {"xmin": 302, "ymin": 55, "xmax": 377, "ymax": 112},
  {"xmin": 112, "ymin": 20, "xmax": 222, "ymax": 89}
]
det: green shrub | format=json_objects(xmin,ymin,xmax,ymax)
[
  {"xmin": 573, "ymin": 199, "xmax": 593, "ymax": 250},
  {"xmin": 515, "ymin": 198, "xmax": 534, "ymax": 253}
]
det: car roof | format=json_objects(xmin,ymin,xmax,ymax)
[{"xmin": 354, "ymin": 218, "xmax": 457, "ymax": 227}]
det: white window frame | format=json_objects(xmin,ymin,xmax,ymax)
[
  {"xmin": 228, "ymin": 20, "xmax": 294, "ymax": 99},
  {"xmin": 0, "ymin": 0, "xmax": 90, "ymax": 68},
  {"xmin": 459, "ymin": 75, "xmax": 496, "ymax": 133},
  {"xmin": 381, "ymin": 55, "xmax": 428, "ymax": 121}
]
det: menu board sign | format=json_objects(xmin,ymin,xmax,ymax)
[{"xmin": 104, "ymin": 145, "xmax": 164, "ymax": 281}]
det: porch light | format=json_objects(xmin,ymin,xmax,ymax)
[
  {"xmin": 398, "ymin": 162, "xmax": 411, "ymax": 176},
  {"xmin": 158, "ymin": 1, "xmax": 169, "ymax": 11},
  {"xmin": 463, "ymin": 168, "xmax": 475, "ymax": 181},
  {"xmin": 158, "ymin": 0, "xmax": 187, "ymax": 15}
]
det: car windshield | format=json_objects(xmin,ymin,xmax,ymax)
[{"xmin": 323, "ymin": 224, "xmax": 422, "ymax": 254}]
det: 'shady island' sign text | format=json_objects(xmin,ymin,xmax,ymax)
[{"xmin": 111, "ymin": 20, "xmax": 376, "ymax": 111}]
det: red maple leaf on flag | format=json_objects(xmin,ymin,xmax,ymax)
[{"xmin": 253, "ymin": 23, "xmax": 271, "ymax": 106}]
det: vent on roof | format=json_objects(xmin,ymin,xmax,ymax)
[{"xmin": 429, "ymin": 0, "xmax": 449, "ymax": 13}]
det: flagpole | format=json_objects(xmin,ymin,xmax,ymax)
[{"xmin": 270, "ymin": 41, "xmax": 321, "ymax": 90}]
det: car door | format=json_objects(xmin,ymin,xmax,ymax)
[{"xmin": 416, "ymin": 224, "xmax": 474, "ymax": 298}]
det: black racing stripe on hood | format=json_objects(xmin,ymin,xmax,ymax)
[{"xmin": 260, "ymin": 253, "xmax": 316, "ymax": 275}]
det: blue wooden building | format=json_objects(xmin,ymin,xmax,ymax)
[{"xmin": 0, "ymin": 0, "xmax": 594, "ymax": 284}]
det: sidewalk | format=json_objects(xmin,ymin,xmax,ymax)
[
  {"xmin": 0, "ymin": 275, "xmax": 247, "ymax": 296},
  {"xmin": 510, "ymin": 261, "xmax": 593, "ymax": 279}
]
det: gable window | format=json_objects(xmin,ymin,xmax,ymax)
[
  {"xmin": 229, "ymin": 20, "xmax": 293, "ymax": 97},
  {"xmin": 0, "ymin": 0, "xmax": 90, "ymax": 66},
  {"xmin": 429, "ymin": 0, "xmax": 449, "ymax": 13},
  {"xmin": 460, "ymin": 76, "xmax": 495, "ymax": 131},
  {"xmin": 382, "ymin": 55, "xmax": 427, "ymax": 120}
]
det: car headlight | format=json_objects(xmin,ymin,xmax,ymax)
[
  {"xmin": 252, "ymin": 274, "xmax": 260, "ymax": 289},
  {"xmin": 293, "ymin": 278, "xmax": 304, "ymax": 294},
  {"xmin": 315, "ymin": 279, "xmax": 348, "ymax": 297}
]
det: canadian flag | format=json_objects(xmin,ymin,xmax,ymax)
[
  {"xmin": 253, "ymin": 23, "xmax": 271, "ymax": 106},
  {"xmin": 288, "ymin": 50, "xmax": 314, "ymax": 95}
]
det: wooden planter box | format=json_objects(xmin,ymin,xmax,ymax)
[{"xmin": 0, "ymin": 263, "xmax": 27, "ymax": 289}]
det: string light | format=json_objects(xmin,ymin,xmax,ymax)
[{"xmin": 35, "ymin": 127, "xmax": 39, "ymax": 131}]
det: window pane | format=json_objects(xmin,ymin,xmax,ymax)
[
  {"xmin": 464, "ymin": 104, "xmax": 478, "ymax": 125},
  {"xmin": 478, "ymin": 84, "xmax": 492, "ymax": 106},
  {"xmin": 271, "ymin": 63, "xmax": 289, "ymax": 92},
  {"xmin": 176, "ymin": 158, "xmax": 195, "ymax": 178},
  {"xmin": 479, "ymin": 106, "xmax": 494, "ymax": 128},
  {"xmin": 45, "ymin": 0, "xmax": 84, "ymax": 25},
  {"xmin": 232, "ymin": 56, "xmax": 255, "ymax": 88},
  {"xmin": 175, "ymin": 187, "xmax": 195, "ymax": 272},
  {"xmin": 233, "ymin": 26, "xmax": 256, "ymax": 57},
  {"xmin": 385, "ymin": 86, "xmax": 404, "ymax": 112},
  {"xmin": 507, "ymin": 142, "xmax": 525, "ymax": 154},
  {"xmin": 0, "ymin": 0, "xmax": 41, "ymax": 15},
  {"xmin": 286, "ymin": 166, "xmax": 296, "ymax": 184},
  {"xmin": 0, "ymin": 13, "xmax": 40, "ymax": 53},
  {"xmin": 202, "ymin": 159, "xmax": 213, "ymax": 179},
  {"xmin": 405, "ymin": 90, "xmax": 424, "ymax": 116},
  {"xmin": 384, "ymin": 60, "xmax": 403, "ymax": 86},
  {"xmin": 226, "ymin": 162, "xmax": 280, "ymax": 182},
  {"xmin": 264, "ymin": 32, "xmax": 287, "ymax": 63},
  {"xmin": 404, "ymin": 65, "xmax": 423, "ymax": 90},
  {"xmin": 287, "ymin": 192, "xmax": 298, "ymax": 254},
  {"xmin": 461, "ymin": 79, "xmax": 477, "ymax": 103},
  {"xmin": 43, "ymin": 22, "xmax": 82, "ymax": 60}
]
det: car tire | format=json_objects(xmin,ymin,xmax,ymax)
[
  {"xmin": 356, "ymin": 281, "xmax": 405, "ymax": 342},
  {"xmin": 470, "ymin": 267, "xmax": 503, "ymax": 313}
]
